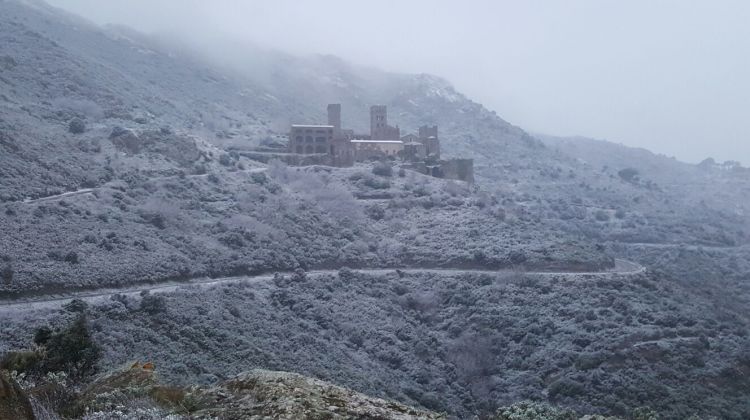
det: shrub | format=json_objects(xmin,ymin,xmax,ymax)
[
  {"xmin": 68, "ymin": 118, "xmax": 86, "ymax": 134},
  {"xmin": 63, "ymin": 299, "xmax": 88, "ymax": 313},
  {"xmin": 64, "ymin": 251, "xmax": 79, "ymax": 264},
  {"xmin": 1, "ymin": 261, "xmax": 12, "ymax": 286},
  {"xmin": 250, "ymin": 172, "xmax": 267, "ymax": 185},
  {"xmin": 398, "ymin": 168, "xmax": 406, "ymax": 177},
  {"xmin": 365, "ymin": 205, "xmax": 385, "ymax": 221},
  {"xmin": 194, "ymin": 164, "xmax": 207, "ymax": 175},
  {"xmin": 41, "ymin": 315, "xmax": 101, "ymax": 380},
  {"xmin": 372, "ymin": 162, "xmax": 393, "ymax": 177},
  {"xmin": 618, "ymin": 167, "xmax": 639, "ymax": 182},
  {"xmin": 548, "ymin": 377, "xmax": 585, "ymax": 399},
  {"xmin": 140, "ymin": 212, "xmax": 166, "ymax": 230},
  {"xmin": 34, "ymin": 326, "xmax": 53, "ymax": 346},
  {"xmin": 0, "ymin": 350, "xmax": 43, "ymax": 374},
  {"xmin": 140, "ymin": 291, "xmax": 167, "ymax": 315},
  {"xmin": 218, "ymin": 154, "xmax": 232, "ymax": 166},
  {"xmin": 594, "ymin": 210, "xmax": 610, "ymax": 222},
  {"xmin": 363, "ymin": 176, "xmax": 390, "ymax": 190}
]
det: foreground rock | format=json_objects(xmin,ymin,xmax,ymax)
[
  {"xmin": 77, "ymin": 366, "xmax": 442, "ymax": 419},
  {"xmin": 190, "ymin": 369, "xmax": 443, "ymax": 419}
]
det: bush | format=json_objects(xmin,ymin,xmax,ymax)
[
  {"xmin": 548, "ymin": 377, "xmax": 585, "ymax": 399},
  {"xmin": 41, "ymin": 315, "xmax": 101, "ymax": 380},
  {"xmin": 68, "ymin": 118, "xmax": 86, "ymax": 134},
  {"xmin": 218, "ymin": 154, "xmax": 232, "ymax": 166},
  {"xmin": 372, "ymin": 162, "xmax": 393, "ymax": 177},
  {"xmin": 140, "ymin": 212, "xmax": 166, "ymax": 230},
  {"xmin": 63, "ymin": 251, "xmax": 79, "ymax": 264},
  {"xmin": 2, "ymin": 262, "xmax": 12, "ymax": 286},
  {"xmin": 140, "ymin": 291, "xmax": 167, "ymax": 315},
  {"xmin": 34, "ymin": 326, "xmax": 53, "ymax": 346},
  {"xmin": 363, "ymin": 176, "xmax": 390, "ymax": 190},
  {"xmin": 63, "ymin": 299, "xmax": 88, "ymax": 313},
  {"xmin": 0, "ymin": 350, "xmax": 43, "ymax": 374},
  {"xmin": 618, "ymin": 168, "xmax": 639, "ymax": 182},
  {"xmin": 365, "ymin": 205, "xmax": 385, "ymax": 221},
  {"xmin": 250, "ymin": 172, "xmax": 267, "ymax": 185},
  {"xmin": 594, "ymin": 210, "xmax": 610, "ymax": 222}
]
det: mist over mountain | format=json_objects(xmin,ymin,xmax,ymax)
[
  {"xmin": 1, "ymin": 1, "xmax": 749, "ymax": 419},
  {"xmin": 45, "ymin": 0, "xmax": 750, "ymax": 165}
]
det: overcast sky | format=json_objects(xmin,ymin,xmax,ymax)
[{"xmin": 47, "ymin": 0, "xmax": 750, "ymax": 164}]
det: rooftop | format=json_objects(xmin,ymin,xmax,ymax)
[
  {"xmin": 350, "ymin": 140, "xmax": 403, "ymax": 144},
  {"xmin": 291, "ymin": 124, "xmax": 334, "ymax": 128}
]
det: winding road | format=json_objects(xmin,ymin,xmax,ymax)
[{"xmin": 0, "ymin": 259, "xmax": 644, "ymax": 312}]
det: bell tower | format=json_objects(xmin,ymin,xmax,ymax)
[{"xmin": 370, "ymin": 105, "xmax": 388, "ymax": 139}]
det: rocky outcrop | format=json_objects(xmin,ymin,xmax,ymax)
[
  {"xmin": 0, "ymin": 370, "xmax": 35, "ymax": 420},
  {"xmin": 190, "ymin": 369, "xmax": 443, "ymax": 419},
  {"xmin": 74, "ymin": 366, "xmax": 442, "ymax": 419}
]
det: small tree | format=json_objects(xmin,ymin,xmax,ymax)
[{"xmin": 42, "ymin": 314, "xmax": 101, "ymax": 380}]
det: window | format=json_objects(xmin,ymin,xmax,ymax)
[
  {"xmin": 315, "ymin": 136, "xmax": 326, "ymax": 143},
  {"xmin": 296, "ymin": 136, "xmax": 303, "ymax": 143},
  {"xmin": 296, "ymin": 145, "xmax": 303, "ymax": 153},
  {"xmin": 315, "ymin": 146, "xmax": 326, "ymax": 153},
  {"xmin": 305, "ymin": 145, "xmax": 314, "ymax": 153},
  {"xmin": 306, "ymin": 136, "xmax": 313, "ymax": 143}
]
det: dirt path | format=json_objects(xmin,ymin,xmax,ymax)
[
  {"xmin": 621, "ymin": 242, "xmax": 744, "ymax": 251},
  {"xmin": 0, "ymin": 259, "xmax": 643, "ymax": 312},
  {"xmin": 18, "ymin": 168, "xmax": 268, "ymax": 204},
  {"xmin": 23, "ymin": 188, "xmax": 95, "ymax": 204}
]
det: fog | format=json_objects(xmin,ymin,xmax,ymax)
[{"xmin": 47, "ymin": 0, "xmax": 750, "ymax": 164}]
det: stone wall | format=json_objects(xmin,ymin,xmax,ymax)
[
  {"xmin": 439, "ymin": 158, "xmax": 474, "ymax": 183},
  {"xmin": 402, "ymin": 158, "xmax": 474, "ymax": 184}
]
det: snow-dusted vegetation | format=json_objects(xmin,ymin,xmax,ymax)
[{"xmin": 3, "ymin": 268, "xmax": 749, "ymax": 418}]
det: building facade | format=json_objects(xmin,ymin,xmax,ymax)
[{"xmin": 289, "ymin": 125, "xmax": 335, "ymax": 155}]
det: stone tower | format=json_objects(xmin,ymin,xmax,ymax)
[
  {"xmin": 370, "ymin": 105, "xmax": 388, "ymax": 139},
  {"xmin": 327, "ymin": 104, "xmax": 341, "ymax": 136},
  {"xmin": 418, "ymin": 125, "xmax": 440, "ymax": 159}
]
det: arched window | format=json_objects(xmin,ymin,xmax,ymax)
[
  {"xmin": 305, "ymin": 145, "xmax": 314, "ymax": 154},
  {"xmin": 306, "ymin": 136, "xmax": 313, "ymax": 143},
  {"xmin": 296, "ymin": 136, "xmax": 303, "ymax": 143},
  {"xmin": 315, "ymin": 137, "xmax": 326, "ymax": 143},
  {"xmin": 315, "ymin": 146, "xmax": 326, "ymax": 153}
]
